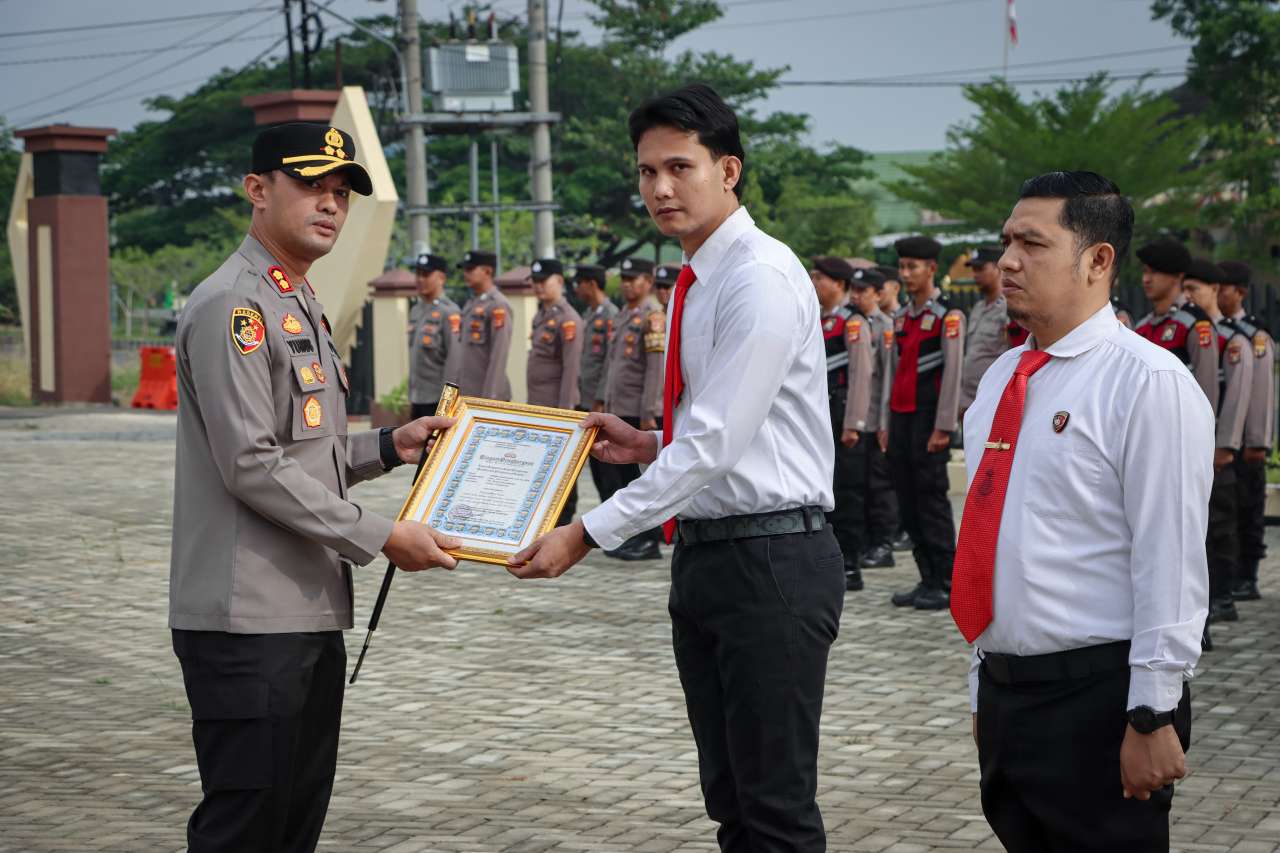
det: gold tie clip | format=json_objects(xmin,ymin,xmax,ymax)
[{"xmin": 984, "ymin": 440, "xmax": 1011, "ymax": 451}]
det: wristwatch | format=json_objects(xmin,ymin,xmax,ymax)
[
  {"xmin": 581, "ymin": 524, "xmax": 599, "ymax": 550},
  {"xmin": 1127, "ymin": 705, "xmax": 1174, "ymax": 734},
  {"xmin": 379, "ymin": 427, "xmax": 404, "ymax": 471}
]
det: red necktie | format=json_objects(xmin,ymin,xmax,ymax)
[
  {"xmin": 661, "ymin": 264, "xmax": 697, "ymax": 544},
  {"xmin": 950, "ymin": 349, "xmax": 1052, "ymax": 642}
]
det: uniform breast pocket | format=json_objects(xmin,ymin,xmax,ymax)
[
  {"xmin": 290, "ymin": 355, "xmax": 335, "ymax": 440},
  {"xmin": 468, "ymin": 320, "xmax": 488, "ymax": 346},
  {"xmin": 1020, "ymin": 434, "xmax": 1103, "ymax": 520}
]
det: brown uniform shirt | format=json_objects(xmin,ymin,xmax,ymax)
[
  {"xmin": 960, "ymin": 295, "xmax": 1009, "ymax": 411},
  {"xmin": 865, "ymin": 307, "xmax": 894, "ymax": 433},
  {"xmin": 840, "ymin": 308, "xmax": 875, "ymax": 432},
  {"xmin": 408, "ymin": 295, "xmax": 462, "ymax": 405},
  {"xmin": 526, "ymin": 298, "xmax": 584, "ymax": 409},
  {"xmin": 1230, "ymin": 310, "xmax": 1276, "ymax": 449},
  {"xmin": 604, "ymin": 297, "xmax": 665, "ymax": 421},
  {"xmin": 580, "ymin": 299, "xmax": 619, "ymax": 407},
  {"xmin": 457, "ymin": 286, "xmax": 513, "ymax": 400},
  {"xmin": 1215, "ymin": 317, "xmax": 1253, "ymax": 451}
]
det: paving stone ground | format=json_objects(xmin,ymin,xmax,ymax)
[{"xmin": 0, "ymin": 408, "xmax": 1277, "ymax": 853}]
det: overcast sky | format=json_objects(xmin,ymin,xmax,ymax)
[{"xmin": 3, "ymin": 0, "xmax": 1190, "ymax": 152}]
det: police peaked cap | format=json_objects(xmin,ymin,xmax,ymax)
[
  {"xmin": 850, "ymin": 267, "xmax": 886, "ymax": 289},
  {"xmin": 894, "ymin": 236, "xmax": 942, "ymax": 261},
  {"xmin": 252, "ymin": 122, "xmax": 373, "ymax": 195},
  {"xmin": 458, "ymin": 250, "xmax": 497, "ymax": 269},
  {"xmin": 572, "ymin": 264, "xmax": 607, "ymax": 284},
  {"xmin": 530, "ymin": 258, "xmax": 563, "ymax": 280},
  {"xmin": 966, "ymin": 246, "xmax": 1003, "ymax": 266},
  {"xmin": 811, "ymin": 256, "xmax": 857, "ymax": 282},
  {"xmin": 1218, "ymin": 260, "xmax": 1252, "ymax": 287},
  {"xmin": 415, "ymin": 253, "xmax": 448, "ymax": 274},
  {"xmin": 1135, "ymin": 238, "xmax": 1191, "ymax": 275},
  {"xmin": 654, "ymin": 264, "xmax": 681, "ymax": 287},
  {"xmin": 619, "ymin": 257, "xmax": 656, "ymax": 276},
  {"xmin": 1185, "ymin": 257, "xmax": 1225, "ymax": 284}
]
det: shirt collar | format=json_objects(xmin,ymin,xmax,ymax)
[
  {"xmin": 1029, "ymin": 303, "xmax": 1120, "ymax": 358},
  {"xmin": 686, "ymin": 206, "xmax": 754, "ymax": 286},
  {"xmin": 1231, "ymin": 308, "xmax": 1246, "ymax": 321}
]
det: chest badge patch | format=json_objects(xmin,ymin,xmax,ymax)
[
  {"xmin": 303, "ymin": 395, "xmax": 323, "ymax": 428},
  {"xmin": 449, "ymin": 314, "xmax": 461, "ymax": 335},
  {"xmin": 921, "ymin": 313, "xmax": 936, "ymax": 332},
  {"xmin": 1053, "ymin": 411, "xmax": 1070, "ymax": 433},
  {"xmin": 1160, "ymin": 324, "xmax": 1177, "ymax": 342},
  {"xmin": 230, "ymin": 307, "xmax": 265, "ymax": 355},
  {"xmin": 311, "ymin": 361, "xmax": 327, "ymax": 384},
  {"xmin": 281, "ymin": 313, "xmax": 303, "ymax": 335},
  {"xmin": 299, "ymin": 365, "xmax": 317, "ymax": 386}
]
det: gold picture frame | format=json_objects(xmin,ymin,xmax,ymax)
[{"xmin": 396, "ymin": 391, "xmax": 598, "ymax": 565}]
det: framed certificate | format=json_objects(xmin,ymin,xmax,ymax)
[{"xmin": 397, "ymin": 393, "xmax": 598, "ymax": 565}]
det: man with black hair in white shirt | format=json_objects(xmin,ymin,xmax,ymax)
[
  {"xmin": 506, "ymin": 83, "xmax": 843, "ymax": 851},
  {"xmin": 953, "ymin": 171, "xmax": 1212, "ymax": 852}
]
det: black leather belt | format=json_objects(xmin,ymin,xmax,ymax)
[
  {"xmin": 980, "ymin": 640, "xmax": 1131, "ymax": 686},
  {"xmin": 677, "ymin": 506, "xmax": 826, "ymax": 545}
]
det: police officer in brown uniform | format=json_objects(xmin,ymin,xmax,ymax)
[
  {"xmin": 571, "ymin": 264, "xmax": 625, "ymax": 503},
  {"xmin": 527, "ymin": 258, "xmax": 585, "ymax": 524},
  {"xmin": 457, "ymin": 250, "xmax": 513, "ymax": 400},
  {"xmin": 1219, "ymin": 261, "xmax": 1274, "ymax": 602},
  {"xmin": 1185, "ymin": 259, "xmax": 1254, "ymax": 632},
  {"xmin": 168, "ymin": 123, "xmax": 459, "ymax": 853},
  {"xmin": 602, "ymin": 256, "xmax": 665, "ymax": 560},
  {"xmin": 887, "ymin": 235, "xmax": 965, "ymax": 611},
  {"xmin": 407, "ymin": 252, "xmax": 462, "ymax": 418},
  {"xmin": 960, "ymin": 246, "xmax": 1010, "ymax": 417}
]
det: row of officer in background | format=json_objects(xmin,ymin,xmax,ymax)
[{"xmin": 405, "ymin": 250, "xmax": 676, "ymax": 561}]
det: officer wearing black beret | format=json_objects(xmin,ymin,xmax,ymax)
[
  {"xmin": 408, "ymin": 252, "xmax": 462, "ymax": 418},
  {"xmin": 1133, "ymin": 239, "xmax": 1218, "ymax": 404}
]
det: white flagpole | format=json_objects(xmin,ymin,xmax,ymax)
[{"xmin": 1002, "ymin": 0, "xmax": 1009, "ymax": 79}]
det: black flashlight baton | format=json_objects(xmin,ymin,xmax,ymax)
[{"xmin": 350, "ymin": 383, "xmax": 459, "ymax": 685}]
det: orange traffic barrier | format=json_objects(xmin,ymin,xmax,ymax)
[{"xmin": 131, "ymin": 345, "xmax": 178, "ymax": 410}]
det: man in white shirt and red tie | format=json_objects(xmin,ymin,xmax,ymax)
[
  {"xmin": 953, "ymin": 171, "xmax": 1213, "ymax": 852},
  {"xmin": 506, "ymin": 84, "xmax": 844, "ymax": 850}
]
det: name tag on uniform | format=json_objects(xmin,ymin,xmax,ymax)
[{"xmin": 921, "ymin": 313, "xmax": 936, "ymax": 332}]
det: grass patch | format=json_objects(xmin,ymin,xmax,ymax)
[
  {"xmin": 112, "ymin": 361, "xmax": 141, "ymax": 403},
  {"xmin": 0, "ymin": 347, "xmax": 30, "ymax": 406}
]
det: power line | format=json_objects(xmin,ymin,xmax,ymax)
[
  {"xmin": 0, "ymin": 8, "xmax": 267, "ymax": 39},
  {"xmin": 859, "ymin": 45, "xmax": 1193, "ymax": 84},
  {"xmin": 0, "ymin": 34, "xmax": 279, "ymax": 67},
  {"xmin": 777, "ymin": 70, "xmax": 1187, "ymax": 88}
]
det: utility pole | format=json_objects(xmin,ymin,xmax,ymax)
[
  {"xmin": 527, "ymin": 0, "xmax": 554, "ymax": 257},
  {"xmin": 401, "ymin": 0, "xmax": 431, "ymax": 254}
]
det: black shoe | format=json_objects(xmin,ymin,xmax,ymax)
[
  {"xmin": 1231, "ymin": 580, "xmax": 1262, "ymax": 601},
  {"xmin": 1209, "ymin": 597, "xmax": 1240, "ymax": 623},
  {"xmin": 891, "ymin": 531, "xmax": 914, "ymax": 552},
  {"xmin": 913, "ymin": 586, "xmax": 950, "ymax": 610},
  {"xmin": 860, "ymin": 543, "xmax": 894, "ymax": 568},
  {"xmin": 845, "ymin": 568, "xmax": 864, "ymax": 591},
  {"xmin": 892, "ymin": 583, "xmax": 925, "ymax": 607},
  {"xmin": 612, "ymin": 538, "xmax": 661, "ymax": 561}
]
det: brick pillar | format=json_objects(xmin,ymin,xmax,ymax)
[
  {"xmin": 15, "ymin": 124, "xmax": 116, "ymax": 404},
  {"xmin": 242, "ymin": 90, "xmax": 341, "ymax": 126}
]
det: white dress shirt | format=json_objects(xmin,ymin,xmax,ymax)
[
  {"xmin": 963, "ymin": 303, "xmax": 1213, "ymax": 713},
  {"xmin": 583, "ymin": 207, "xmax": 835, "ymax": 550}
]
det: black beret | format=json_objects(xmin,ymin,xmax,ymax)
[
  {"xmin": 572, "ymin": 264, "xmax": 606, "ymax": 284},
  {"xmin": 654, "ymin": 264, "xmax": 681, "ymax": 287},
  {"xmin": 966, "ymin": 246, "xmax": 1002, "ymax": 267},
  {"xmin": 1186, "ymin": 257, "xmax": 1225, "ymax": 284},
  {"xmin": 252, "ymin": 122, "xmax": 372, "ymax": 195},
  {"xmin": 1135, "ymin": 238, "xmax": 1191, "ymax": 275},
  {"xmin": 894, "ymin": 235, "xmax": 942, "ymax": 261},
  {"xmin": 1218, "ymin": 260, "xmax": 1252, "ymax": 286},
  {"xmin": 619, "ymin": 257, "xmax": 655, "ymax": 276},
  {"xmin": 850, "ymin": 267, "xmax": 886, "ymax": 289},
  {"xmin": 458, "ymin": 250, "xmax": 497, "ymax": 269},
  {"xmin": 530, "ymin": 258, "xmax": 563, "ymax": 280},
  {"xmin": 811, "ymin": 256, "xmax": 856, "ymax": 282},
  {"xmin": 415, "ymin": 253, "xmax": 448, "ymax": 274},
  {"xmin": 876, "ymin": 265, "xmax": 901, "ymax": 282}
]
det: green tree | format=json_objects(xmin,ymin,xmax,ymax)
[
  {"xmin": 0, "ymin": 120, "xmax": 23, "ymax": 325},
  {"xmin": 887, "ymin": 77, "xmax": 1210, "ymax": 240},
  {"xmin": 1151, "ymin": 0, "xmax": 1280, "ymax": 262}
]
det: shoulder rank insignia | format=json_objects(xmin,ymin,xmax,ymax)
[
  {"xmin": 281, "ymin": 313, "xmax": 303, "ymax": 335},
  {"xmin": 921, "ymin": 313, "xmax": 936, "ymax": 332},
  {"xmin": 449, "ymin": 314, "xmax": 461, "ymax": 336},
  {"xmin": 1255, "ymin": 332, "xmax": 1268, "ymax": 358},
  {"xmin": 846, "ymin": 317, "xmax": 862, "ymax": 343},
  {"xmin": 302, "ymin": 395, "xmax": 323, "ymax": 429},
  {"xmin": 562, "ymin": 320, "xmax": 577, "ymax": 342},
  {"xmin": 1228, "ymin": 340, "xmax": 1243, "ymax": 364},
  {"xmin": 230, "ymin": 307, "xmax": 265, "ymax": 355},
  {"xmin": 311, "ymin": 361, "xmax": 326, "ymax": 384},
  {"xmin": 944, "ymin": 313, "xmax": 961, "ymax": 339},
  {"xmin": 1194, "ymin": 320, "xmax": 1213, "ymax": 348},
  {"xmin": 492, "ymin": 307, "xmax": 507, "ymax": 329},
  {"xmin": 267, "ymin": 266, "xmax": 294, "ymax": 294}
]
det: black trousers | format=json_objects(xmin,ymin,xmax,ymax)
[
  {"xmin": 577, "ymin": 406, "xmax": 628, "ymax": 509},
  {"xmin": 887, "ymin": 409, "xmax": 956, "ymax": 588},
  {"xmin": 172, "ymin": 630, "xmax": 346, "ymax": 853},
  {"xmin": 670, "ymin": 526, "xmax": 845, "ymax": 852},
  {"xmin": 977, "ymin": 652, "xmax": 1192, "ymax": 852},
  {"xmin": 616, "ymin": 415, "xmax": 663, "ymax": 545},
  {"xmin": 1234, "ymin": 454, "xmax": 1267, "ymax": 581},
  {"xmin": 1207, "ymin": 463, "xmax": 1239, "ymax": 602},
  {"xmin": 861, "ymin": 431, "xmax": 898, "ymax": 547},
  {"xmin": 828, "ymin": 399, "xmax": 867, "ymax": 568}
]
